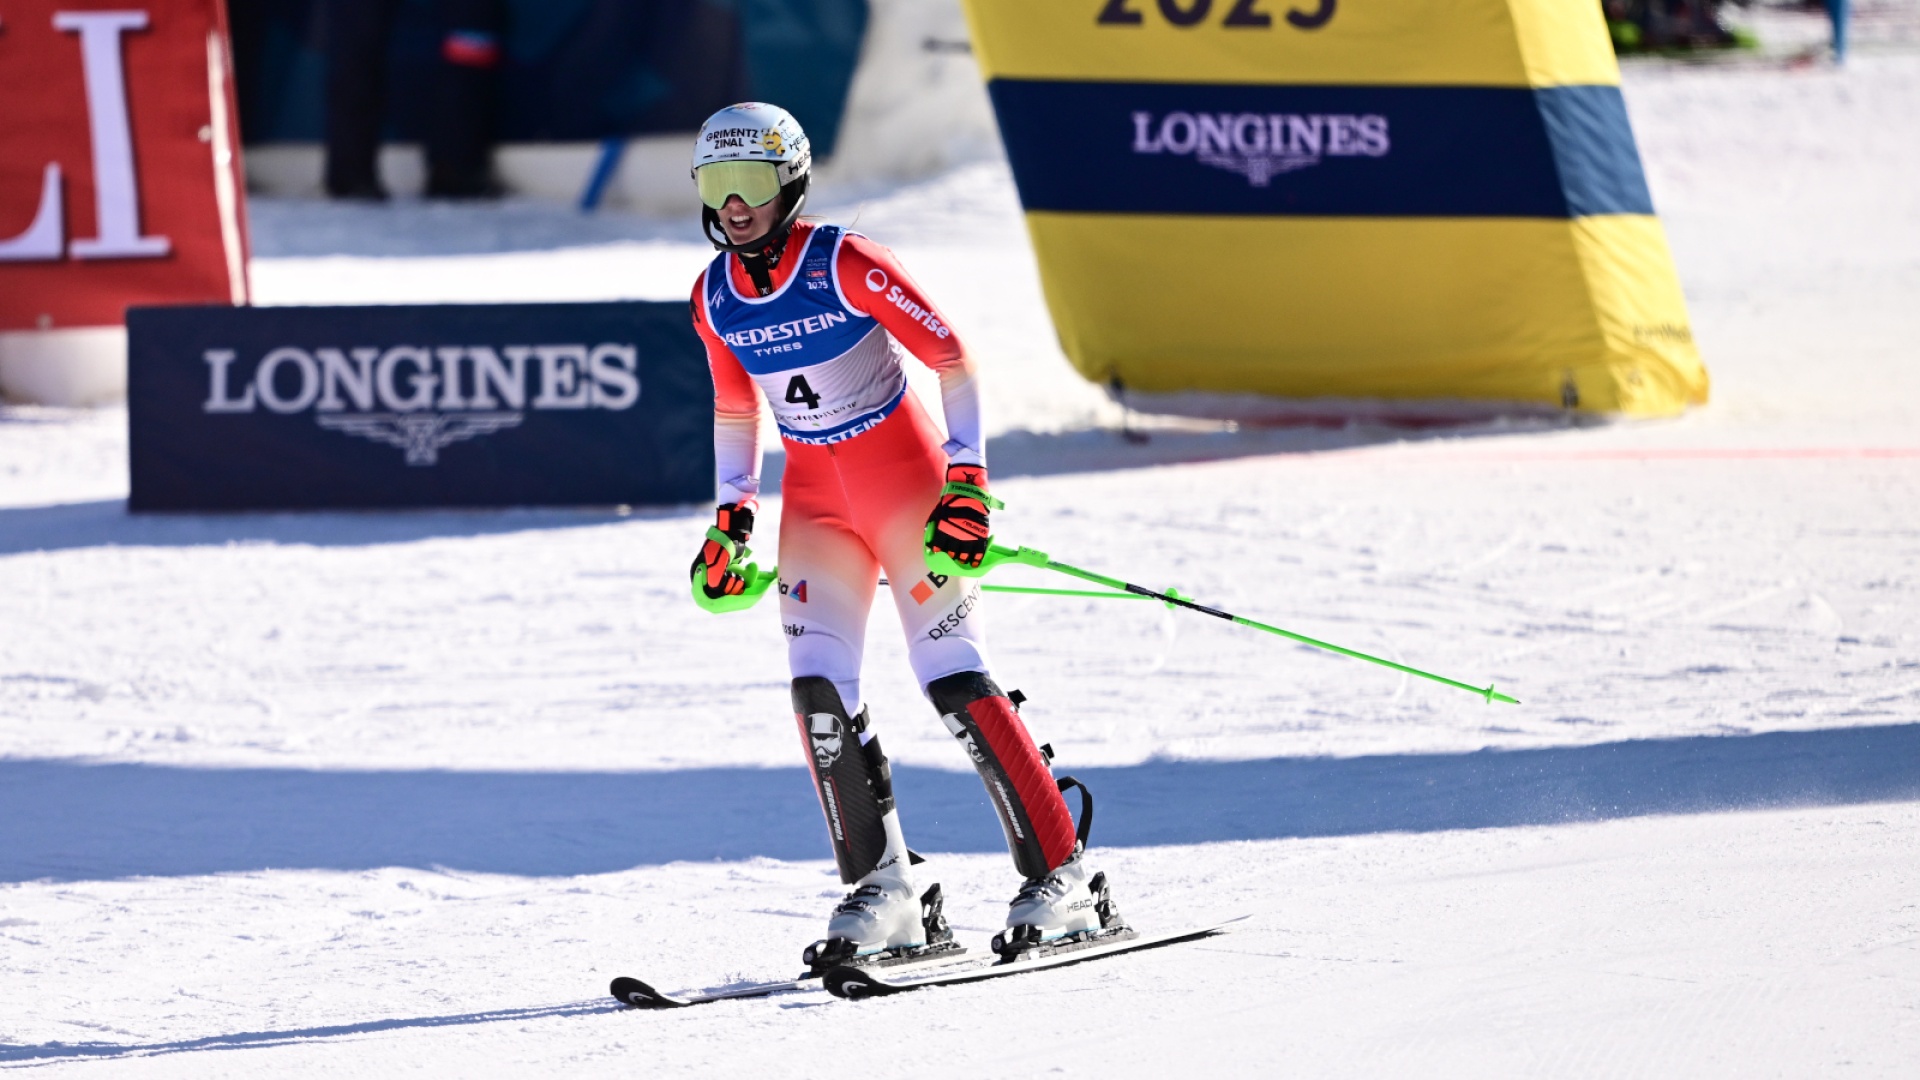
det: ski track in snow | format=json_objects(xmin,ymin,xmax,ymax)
[{"xmin": 3, "ymin": 56, "xmax": 1920, "ymax": 1077}]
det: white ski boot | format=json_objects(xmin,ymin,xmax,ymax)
[
  {"xmin": 802, "ymin": 870, "xmax": 962, "ymax": 973},
  {"xmin": 992, "ymin": 849, "xmax": 1128, "ymax": 959},
  {"xmin": 830, "ymin": 870, "xmax": 923, "ymax": 952}
]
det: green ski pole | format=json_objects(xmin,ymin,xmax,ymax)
[
  {"xmin": 981, "ymin": 584, "xmax": 1149, "ymax": 600},
  {"xmin": 959, "ymin": 542, "xmax": 1520, "ymax": 705}
]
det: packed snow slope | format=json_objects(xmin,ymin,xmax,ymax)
[{"xmin": 4, "ymin": 57, "xmax": 1919, "ymax": 1078}]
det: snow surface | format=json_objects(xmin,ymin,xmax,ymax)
[{"xmin": 4, "ymin": 56, "xmax": 1920, "ymax": 1077}]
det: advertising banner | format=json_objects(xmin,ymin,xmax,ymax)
[
  {"xmin": 0, "ymin": 0, "xmax": 248, "ymax": 331},
  {"xmin": 126, "ymin": 302, "xmax": 714, "ymax": 511},
  {"xmin": 960, "ymin": 0, "xmax": 1710, "ymax": 418}
]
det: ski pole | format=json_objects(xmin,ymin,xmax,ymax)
[
  {"xmin": 981, "ymin": 584, "xmax": 1148, "ymax": 600},
  {"xmin": 963, "ymin": 542, "xmax": 1519, "ymax": 705},
  {"xmin": 748, "ymin": 567, "xmax": 1152, "ymax": 607},
  {"xmin": 876, "ymin": 576, "xmax": 1150, "ymax": 601}
]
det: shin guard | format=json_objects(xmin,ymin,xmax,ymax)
[
  {"xmin": 793, "ymin": 677, "xmax": 901, "ymax": 885},
  {"xmin": 928, "ymin": 671, "xmax": 1077, "ymax": 879}
]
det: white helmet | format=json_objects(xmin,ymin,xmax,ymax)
[
  {"xmin": 693, "ymin": 102, "xmax": 811, "ymax": 185},
  {"xmin": 692, "ymin": 103, "xmax": 812, "ymax": 255}
]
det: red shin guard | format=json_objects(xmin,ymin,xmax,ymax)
[{"xmin": 928, "ymin": 671, "xmax": 1076, "ymax": 879}]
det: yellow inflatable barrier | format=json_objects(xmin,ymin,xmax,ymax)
[{"xmin": 959, "ymin": 0, "xmax": 1708, "ymax": 417}]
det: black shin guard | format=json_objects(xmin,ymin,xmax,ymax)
[{"xmin": 792, "ymin": 677, "xmax": 898, "ymax": 885}]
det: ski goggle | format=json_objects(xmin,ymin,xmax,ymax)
[{"xmin": 695, "ymin": 160, "xmax": 782, "ymax": 210}]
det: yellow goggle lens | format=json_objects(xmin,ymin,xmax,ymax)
[{"xmin": 696, "ymin": 160, "xmax": 782, "ymax": 210}]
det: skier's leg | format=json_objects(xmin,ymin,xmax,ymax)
[
  {"xmin": 925, "ymin": 671, "xmax": 1078, "ymax": 878},
  {"xmin": 834, "ymin": 397, "xmax": 1111, "ymax": 950},
  {"xmin": 837, "ymin": 396, "xmax": 1080, "ymax": 879},
  {"xmin": 925, "ymin": 668, "xmax": 1113, "ymax": 955},
  {"xmin": 780, "ymin": 443, "xmax": 943, "ymax": 961},
  {"xmin": 792, "ymin": 678, "xmax": 950, "ymax": 963},
  {"xmin": 789, "ymin": 676, "xmax": 908, "ymax": 889},
  {"xmin": 923, "ymin": 648, "xmax": 1110, "ymax": 952},
  {"xmin": 778, "ymin": 444, "xmax": 881, "ymax": 715}
]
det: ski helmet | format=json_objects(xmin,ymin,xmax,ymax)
[{"xmin": 692, "ymin": 102, "xmax": 812, "ymax": 256}]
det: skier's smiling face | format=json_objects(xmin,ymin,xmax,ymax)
[{"xmin": 719, "ymin": 194, "xmax": 781, "ymax": 247}]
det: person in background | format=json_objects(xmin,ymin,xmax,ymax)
[{"xmin": 324, "ymin": 0, "xmax": 506, "ymax": 200}]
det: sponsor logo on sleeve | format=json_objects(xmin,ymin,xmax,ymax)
[
  {"xmin": 881, "ymin": 285, "xmax": 950, "ymax": 340},
  {"xmin": 1131, "ymin": 110, "xmax": 1390, "ymax": 186}
]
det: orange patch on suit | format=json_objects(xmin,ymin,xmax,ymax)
[{"xmin": 910, "ymin": 580, "xmax": 934, "ymax": 605}]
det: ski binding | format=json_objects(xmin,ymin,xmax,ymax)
[
  {"xmin": 610, "ymin": 883, "xmax": 966, "ymax": 1009},
  {"xmin": 823, "ymin": 915, "xmax": 1249, "ymax": 1000}
]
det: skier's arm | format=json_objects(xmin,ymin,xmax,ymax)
[
  {"xmin": 691, "ymin": 271, "xmax": 763, "ymax": 504},
  {"xmin": 835, "ymin": 235, "xmax": 984, "ymax": 467}
]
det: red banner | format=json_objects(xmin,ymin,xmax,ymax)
[{"xmin": 0, "ymin": 0, "xmax": 248, "ymax": 332}]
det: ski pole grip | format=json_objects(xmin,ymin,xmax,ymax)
[{"xmin": 982, "ymin": 543, "xmax": 1049, "ymax": 572}]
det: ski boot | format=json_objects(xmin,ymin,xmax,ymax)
[
  {"xmin": 803, "ymin": 881, "xmax": 963, "ymax": 975},
  {"xmin": 992, "ymin": 850, "xmax": 1132, "ymax": 961}
]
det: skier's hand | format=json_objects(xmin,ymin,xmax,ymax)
[
  {"xmin": 692, "ymin": 500, "xmax": 756, "ymax": 600},
  {"xmin": 925, "ymin": 464, "xmax": 1002, "ymax": 570}
]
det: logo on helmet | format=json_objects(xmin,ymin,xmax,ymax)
[{"xmin": 762, "ymin": 129, "xmax": 785, "ymax": 155}]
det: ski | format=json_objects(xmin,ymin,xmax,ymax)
[
  {"xmin": 822, "ymin": 915, "xmax": 1249, "ymax": 1000},
  {"xmin": 611, "ymin": 972, "xmax": 808, "ymax": 1009},
  {"xmin": 609, "ymin": 941, "xmax": 969, "ymax": 1009}
]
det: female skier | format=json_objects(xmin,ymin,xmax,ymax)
[{"xmin": 684, "ymin": 103, "xmax": 1115, "ymax": 968}]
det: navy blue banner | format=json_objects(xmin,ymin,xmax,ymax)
[
  {"xmin": 986, "ymin": 80, "xmax": 1653, "ymax": 220},
  {"xmin": 232, "ymin": 0, "xmax": 867, "ymax": 154},
  {"xmin": 127, "ymin": 302, "xmax": 713, "ymax": 511}
]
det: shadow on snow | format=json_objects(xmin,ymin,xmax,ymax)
[
  {"xmin": 4, "ymin": 724, "xmax": 1914, "ymax": 1062},
  {"xmin": 0, "ymin": 499, "xmax": 673, "ymax": 556},
  {"xmin": 0, "ymin": 415, "xmax": 1592, "ymax": 555},
  {"xmin": 6, "ymin": 723, "xmax": 1918, "ymax": 885},
  {"xmin": 758, "ymin": 414, "xmax": 1588, "ymax": 493},
  {"xmin": 0, "ymin": 1002, "xmax": 622, "ymax": 1064}
]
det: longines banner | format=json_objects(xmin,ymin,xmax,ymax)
[
  {"xmin": 0, "ymin": 0, "xmax": 249, "ymax": 329},
  {"xmin": 959, "ymin": 0, "xmax": 1710, "ymax": 418},
  {"xmin": 126, "ymin": 302, "xmax": 714, "ymax": 511}
]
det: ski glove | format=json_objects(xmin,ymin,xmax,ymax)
[
  {"xmin": 924, "ymin": 464, "xmax": 1003, "ymax": 572},
  {"xmin": 692, "ymin": 500, "xmax": 756, "ymax": 600}
]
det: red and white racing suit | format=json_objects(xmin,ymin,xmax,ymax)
[
  {"xmin": 691, "ymin": 222, "xmax": 1079, "ymax": 881},
  {"xmin": 692, "ymin": 222, "xmax": 991, "ymax": 709}
]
